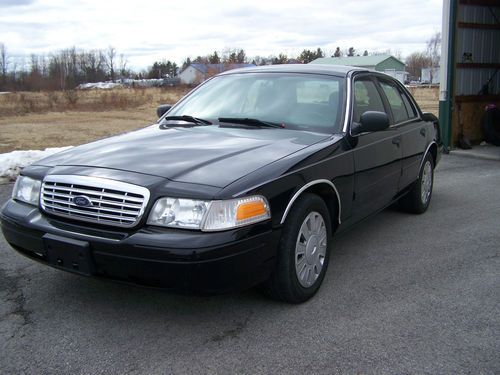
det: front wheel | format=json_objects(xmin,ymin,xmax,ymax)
[
  {"xmin": 262, "ymin": 193, "xmax": 332, "ymax": 303},
  {"xmin": 399, "ymin": 153, "xmax": 434, "ymax": 214}
]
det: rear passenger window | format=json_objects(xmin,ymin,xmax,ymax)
[
  {"xmin": 401, "ymin": 91, "xmax": 417, "ymax": 119},
  {"xmin": 353, "ymin": 79, "xmax": 385, "ymax": 123},
  {"xmin": 379, "ymin": 81, "xmax": 410, "ymax": 123}
]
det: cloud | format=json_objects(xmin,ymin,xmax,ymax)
[
  {"xmin": 0, "ymin": 0, "xmax": 442, "ymax": 68},
  {"xmin": 0, "ymin": 0, "xmax": 35, "ymax": 6}
]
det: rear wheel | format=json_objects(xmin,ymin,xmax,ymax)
[
  {"xmin": 262, "ymin": 193, "xmax": 332, "ymax": 303},
  {"xmin": 399, "ymin": 153, "xmax": 434, "ymax": 214}
]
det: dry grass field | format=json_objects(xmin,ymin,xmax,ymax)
[
  {"xmin": 0, "ymin": 87, "xmax": 190, "ymax": 153},
  {"xmin": 407, "ymin": 86, "xmax": 439, "ymax": 116},
  {"xmin": 0, "ymin": 86, "xmax": 439, "ymax": 154}
]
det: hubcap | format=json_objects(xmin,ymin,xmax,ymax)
[
  {"xmin": 420, "ymin": 161, "xmax": 433, "ymax": 204},
  {"xmin": 295, "ymin": 211, "xmax": 327, "ymax": 288}
]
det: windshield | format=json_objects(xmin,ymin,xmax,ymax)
[{"xmin": 165, "ymin": 73, "xmax": 345, "ymax": 134}]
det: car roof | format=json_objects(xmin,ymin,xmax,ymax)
[{"xmin": 218, "ymin": 64, "xmax": 369, "ymax": 77}]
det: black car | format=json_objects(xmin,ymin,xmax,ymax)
[{"xmin": 1, "ymin": 65, "xmax": 442, "ymax": 303}]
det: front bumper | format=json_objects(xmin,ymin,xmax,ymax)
[{"xmin": 1, "ymin": 199, "xmax": 281, "ymax": 294}]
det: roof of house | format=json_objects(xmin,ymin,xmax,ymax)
[
  {"xmin": 310, "ymin": 55, "xmax": 405, "ymax": 67},
  {"xmin": 188, "ymin": 63, "xmax": 255, "ymax": 74}
]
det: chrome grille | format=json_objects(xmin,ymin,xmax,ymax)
[{"xmin": 40, "ymin": 175, "xmax": 150, "ymax": 228}]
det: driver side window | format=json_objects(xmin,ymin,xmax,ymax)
[{"xmin": 353, "ymin": 79, "xmax": 385, "ymax": 123}]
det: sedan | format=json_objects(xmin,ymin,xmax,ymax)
[{"xmin": 1, "ymin": 64, "xmax": 442, "ymax": 303}]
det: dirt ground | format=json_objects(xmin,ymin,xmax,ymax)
[{"xmin": 0, "ymin": 87, "xmax": 439, "ymax": 153}]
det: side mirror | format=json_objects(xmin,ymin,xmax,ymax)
[
  {"xmin": 422, "ymin": 112, "xmax": 441, "ymax": 143},
  {"xmin": 352, "ymin": 111, "xmax": 390, "ymax": 134},
  {"xmin": 421, "ymin": 112, "xmax": 438, "ymax": 124},
  {"xmin": 156, "ymin": 104, "xmax": 172, "ymax": 118}
]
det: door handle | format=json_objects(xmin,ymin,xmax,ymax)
[
  {"xmin": 392, "ymin": 136, "xmax": 401, "ymax": 146},
  {"xmin": 420, "ymin": 128, "xmax": 426, "ymax": 136}
]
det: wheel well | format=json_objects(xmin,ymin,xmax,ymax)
[{"xmin": 301, "ymin": 184, "xmax": 340, "ymax": 230}]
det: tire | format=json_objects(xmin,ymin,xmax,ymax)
[
  {"xmin": 399, "ymin": 153, "xmax": 434, "ymax": 214},
  {"xmin": 481, "ymin": 107, "xmax": 500, "ymax": 146},
  {"xmin": 262, "ymin": 193, "xmax": 333, "ymax": 303}
]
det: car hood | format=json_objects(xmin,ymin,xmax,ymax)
[{"xmin": 37, "ymin": 125, "xmax": 330, "ymax": 187}]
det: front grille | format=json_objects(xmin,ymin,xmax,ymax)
[{"xmin": 41, "ymin": 175, "xmax": 150, "ymax": 228}]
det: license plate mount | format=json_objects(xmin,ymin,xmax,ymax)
[{"xmin": 43, "ymin": 234, "xmax": 94, "ymax": 276}]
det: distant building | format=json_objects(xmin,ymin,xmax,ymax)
[
  {"xmin": 179, "ymin": 63, "xmax": 256, "ymax": 85},
  {"xmin": 310, "ymin": 55, "xmax": 408, "ymax": 83},
  {"xmin": 421, "ymin": 67, "xmax": 440, "ymax": 84}
]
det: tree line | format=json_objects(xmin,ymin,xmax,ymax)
[
  {"xmin": 0, "ymin": 45, "xmax": 130, "ymax": 91},
  {"xmin": 0, "ymin": 34, "xmax": 440, "ymax": 91}
]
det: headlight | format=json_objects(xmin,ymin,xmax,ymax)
[
  {"xmin": 147, "ymin": 195, "xmax": 270, "ymax": 231},
  {"xmin": 147, "ymin": 197, "xmax": 209, "ymax": 229},
  {"xmin": 12, "ymin": 176, "xmax": 41, "ymax": 206}
]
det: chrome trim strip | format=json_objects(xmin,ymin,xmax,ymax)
[
  {"xmin": 40, "ymin": 175, "xmax": 150, "ymax": 228},
  {"xmin": 49, "ymin": 228, "xmax": 122, "ymax": 243},
  {"xmin": 280, "ymin": 179, "xmax": 342, "ymax": 225},
  {"xmin": 417, "ymin": 141, "xmax": 437, "ymax": 178},
  {"xmin": 342, "ymin": 75, "xmax": 352, "ymax": 133},
  {"xmin": 42, "ymin": 185, "xmax": 144, "ymax": 202}
]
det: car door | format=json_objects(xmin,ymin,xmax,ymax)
[
  {"xmin": 376, "ymin": 77, "xmax": 427, "ymax": 190},
  {"xmin": 350, "ymin": 74, "xmax": 402, "ymax": 222}
]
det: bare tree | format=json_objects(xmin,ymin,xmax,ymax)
[
  {"xmin": 426, "ymin": 32, "xmax": 441, "ymax": 68},
  {"xmin": 106, "ymin": 46, "xmax": 116, "ymax": 82},
  {"xmin": 393, "ymin": 49, "xmax": 403, "ymax": 60},
  {"xmin": 421, "ymin": 32, "xmax": 442, "ymax": 83},
  {"xmin": 119, "ymin": 53, "xmax": 129, "ymax": 78},
  {"xmin": 406, "ymin": 51, "xmax": 432, "ymax": 80},
  {"xmin": 0, "ymin": 43, "xmax": 8, "ymax": 86}
]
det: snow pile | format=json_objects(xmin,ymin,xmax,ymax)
[
  {"xmin": 77, "ymin": 82, "xmax": 123, "ymax": 90},
  {"xmin": 77, "ymin": 78, "xmax": 175, "ymax": 90},
  {"xmin": 122, "ymin": 78, "xmax": 166, "ymax": 87},
  {"xmin": 0, "ymin": 146, "xmax": 73, "ymax": 181}
]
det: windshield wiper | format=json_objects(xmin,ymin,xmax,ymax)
[
  {"xmin": 218, "ymin": 117, "xmax": 284, "ymax": 129},
  {"xmin": 163, "ymin": 115, "xmax": 212, "ymax": 125}
]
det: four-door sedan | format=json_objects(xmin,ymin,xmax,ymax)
[{"xmin": 1, "ymin": 64, "xmax": 442, "ymax": 303}]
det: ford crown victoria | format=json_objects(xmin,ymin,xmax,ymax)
[{"xmin": 1, "ymin": 65, "xmax": 442, "ymax": 303}]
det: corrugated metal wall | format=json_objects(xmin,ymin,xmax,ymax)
[{"xmin": 455, "ymin": 4, "xmax": 500, "ymax": 95}]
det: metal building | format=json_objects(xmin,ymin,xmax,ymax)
[{"xmin": 439, "ymin": 0, "xmax": 500, "ymax": 148}]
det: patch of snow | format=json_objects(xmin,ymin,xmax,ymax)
[
  {"xmin": 77, "ymin": 82, "xmax": 123, "ymax": 90},
  {"xmin": 77, "ymin": 78, "xmax": 170, "ymax": 89},
  {"xmin": 0, "ymin": 91, "xmax": 11, "ymax": 95},
  {"xmin": 0, "ymin": 146, "xmax": 73, "ymax": 181}
]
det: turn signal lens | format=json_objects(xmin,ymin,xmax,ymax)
[
  {"xmin": 236, "ymin": 201, "xmax": 267, "ymax": 221},
  {"xmin": 202, "ymin": 195, "xmax": 270, "ymax": 231}
]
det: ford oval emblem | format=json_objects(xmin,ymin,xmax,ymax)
[{"xmin": 72, "ymin": 195, "xmax": 93, "ymax": 207}]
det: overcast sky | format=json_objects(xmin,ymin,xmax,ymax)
[{"xmin": 0, "ymin": 0, "xmax": 443, "ymax": 70}]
